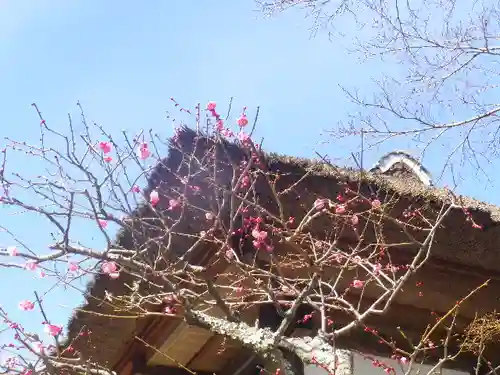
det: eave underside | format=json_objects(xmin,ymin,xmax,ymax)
[{"xmin": 112, "ymin": 257, "xmax": 500, "ymax": 375}]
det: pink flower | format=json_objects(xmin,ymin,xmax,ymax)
[
  {"xmin": 67, "ymin": 262, "xmax": 78, "ymax": 272},
  {"xmin": 351, "ymin": 215, "xmax": 359, "ymax": 225},
  {"xmin": 237, "ymin": 115, "xmax": 249, "ymax": 127},
  {"xmin": 251, "ymin": 229, "xmax": 268, "ymax": 241},
  {"xmin": 18, "ymin": 300, "xmax": 35, "ymax": 311},
  {"xmin": 240, "ymin": 174, "xmax": 250, "ymax": 188},
  {"xmin": 103, "ymin": 156, "xmax": 113, "ymax": 163},
  {"xmin": 335, "ymin": 205, "xmax": 346, "ymax": 214},
  {"xmin": 225, "ymin": 249, "xmax": 235, "ymax": 260},
  {"xmin": 101, "ymin": 261, "xmax": 117, "ymax": 274},
  {"xmin": 164, "ymin": 306, "xmax": 176, "ymax": 314},
  {"xmin": 215, "ymin": 119, "xmax": 224, "ymax": 131},
  {"xmin": 205, "ymin": 212, "xmax": 215, "ymax": 220},
  {"xmin": 238, "ymin": 131, "xmax": 250, "ymax": 143},
  {"xmin": 399, "ymin": 357, "xmax": 409, "ymax": 365},
  {"xmin": 138, "ymin": 142, "xmax": 151, "ymax": 160},
  {"xmin": 352, "ymin": 279, "xmax": 365, "ymax": 289},
  {"xmin": 168, "ymin": 198, "xmax": 181, "ymax": 210},
  {"xmin": 131, "ymin": 185, "xmax": 140, "ymax": 193},
  {"xmin": 34, "ymin": 342, "xmax": 45, "ymax": 354},
  {"xmin": 44, "ymin": 324, "xmax": 62, "ymax": 337},
  {"xmin": 150, "ymin": 190, "xmax": 160, "ymax": 206},
  {"xmin": 206, "ymin": 101, "xmax": 217, "ymax": 111},
  {"xmin": 109, "ymin": 272, "xmax": 120, "ymax": 279},
  {"xmin": 25, "ymin": 261, "xmax": 37, "ymax": 271},
  {"xmin": 371, "ymin": 199, "xmax": 381, "ymax": 208},
  {"xmin": 221, "ymin": 128, "xmax": 233, "ymax": 137},
  {"xmin": 7, "ymin": 246, "xmax": 18, "ymax": 256},
  {"xmin": 99, "ymin": 141, "xmax": 112, "ymax": 154},
  {"xmin": 98, "ymin": 219, "xmax": 108, "ymax": 229},
  {"xmin": 189, "ymin": 185, "xmax": 201, "ymax": 193},
  {"xmin": 314, "ymin": 198, "xmax": 327, "ymax": 210}
]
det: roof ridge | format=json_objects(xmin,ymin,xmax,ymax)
[{"xmin": 370, "ymin": 150, "xmax": 433, "ymax": 187}]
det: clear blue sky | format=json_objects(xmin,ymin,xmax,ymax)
[{"xmin": 0, "ymin": 0, "xmax": 495, "ymax": 360}]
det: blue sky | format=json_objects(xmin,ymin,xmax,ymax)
[{"xmin": 0, "ymin": 0, "xmax": 496, "ymax": 362}]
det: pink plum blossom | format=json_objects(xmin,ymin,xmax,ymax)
[
  {"xmin": 34, "ymin": 342, "xmax": 45, "ymax": 354},
  {"xmin": 25, "ymin": 261, "xmax": 37, "ymax": 271},
  {"xmin": 240, "ymin": 174, "xmax": 250, "ymax": 188},
  {"xmin": 18, "ymin": 300, "xmax": 34, "ymax": 311},
  {"xmin": 314, "ymin": 198, "xmax": 327, "ymax": 210},
  {"xmin": 101, "ymin": 261, "xmax": 117, "ymax": 274},
  {"xmin": 238, "ymin": 131, "xmax": 250, "ymax": 143},
  {"xmin": 44, "ymin": 324, "xmax": 62, "ymax": 337},
  {"xmin": 237, "ymin": 115, "xmax": 249, "ymax": 127},
  {"xmin": 7, "ymin": 246, "xmax": 18, "ymax": 256},
  {"xmin": 251, "ymin": 229, "xmax": 268, "ymax": 241},
  {"xmin": 352, "ymin": 279, "xmax": 365, "ymax": 289},
  {"xmin": 215, "ymin": 119, "xmax": 224, "ymax": 131},
  {"xmin": 68, "ymin": 262, "xmax": 78, "ymax": 272},
  {"xmin": 99, "ymin": 141, "xmax": 112, "ymax": 154},
  {"xmin": 150, "ymin": 190, "xmax": 160, "ymax": 206},
  {"xmin": 168, "ymin": 198, "xmax": 181, "ymax": 210},
  {"xmin": 138, "ymin": 142, "xmax": 151, "ymax": 160},
  {"xmin": 206, "ymin": 101, "xmax": 216, "ymax": 111},
  {"xmin": 335, "ymin": 205, "xmax": 346, "ymax": 214},
  {"xmin": 164, "ymin": 306, "xmax": 176, "ymax": 314}
]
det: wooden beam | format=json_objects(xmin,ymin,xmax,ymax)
[
  {"xmin": 218, "ymin": 348, "xmax": 259, "ymax": 375},
  {"xmin": 134, "ymin": 366, "xmax": 214, "ymax": 375},
  {"xmin": 133, "ymin": 359, "xmax": 214, "ymax": 375},
  {"xmin": 111, "ymin": 239, "xmax": 217, "ymax": 374},
  {"xmin": 217, "ymin": 297, "xmax": 496, "ymax": 375},
  {"xmin": 144, "ymin": 260, "xmax": 258, "ymax": 371},
  {"xmin": 187, "ymin": 335, "xmax": 241, "ymax": 373},
  {"xmin": 274, "ymin": 253, "xmax": 497, "ymax": 321},
  {"xmin": 147, "ymin": 321, "xmax": 213, "ymax": 367},
  {"xmin": 114, "ymin": 234, "xmax": 500, "ymax": 375}
]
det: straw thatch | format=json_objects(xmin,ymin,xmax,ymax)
[{"xmin": 61, "ymin": 127, "xmax": 500, "ymax": 372}]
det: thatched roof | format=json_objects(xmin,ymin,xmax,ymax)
[{"xmin": 62, "ymin": 127, "xmax": 500, "ymax": 371}]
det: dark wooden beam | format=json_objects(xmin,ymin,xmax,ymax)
[
  {"xmin": 131, "ymin": 353, "xmax": 214, "ymax": 375},
  {"xmin": 218, "ymin": 348, "xmax": 260, "ymax": 375},
  {"xmin": 134, "ymin": 366, "xmax": 214, "ymax": 375},
  {"xmin": 218, "ymin": 296, "xmax": 499, "ymax": 375}
]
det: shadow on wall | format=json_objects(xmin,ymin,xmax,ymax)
[{"xmin": 305, "ymin": 354, "xmax": 469, "ymax": 375}]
